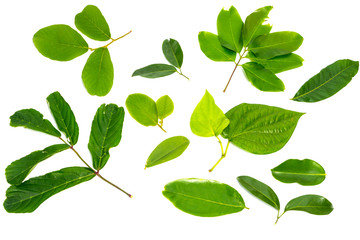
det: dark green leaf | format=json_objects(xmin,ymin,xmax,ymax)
[
  {"xmin": 292, "ymin": 59, "xmax": 359, "ymax": 102},
  {"xmin": 162, "ymin": 39, "xmax": 183, "ymax": 68},
  {"xmin": 156, "ymin": 95, "xmax": 174, "ymax": 120},
  {"xmin": 198, "ymin": 31, "xmax": 236, "ymax": 62},
  {"xmin": 33, "ymin": 24, "xmax": 88, "ymax": 61},
  {"xmin": 163, "ymin": 178, "xmax": 246, "ymax": 217},
  {"xmin": 285, "ymin": 194, "xmax": 334, "ymax": 215},
  {"xmin": 247, "ymin": 52, "xmax": 303, "ymax": 73},
  {"xmin": 125, "ymin": 93, "xmax": 158, "ymax": 126},
  {"xmin": 132, "ymin": 64, "xmax": 177, "ymax": 78}
]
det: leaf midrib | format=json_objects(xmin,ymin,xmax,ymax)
[
  {"xmin": 147, "ymin": 140, "xmax": 188, "ymax": 166},
  {"xmin": 241, "ymin": 180, "xmax": 279, "ymax": 209},
  {"xmin": 272, "ymin": 170, "xmax": 325, "ymax": 176},
  {"xmin": 243, "ymin": 64, "xmax": 282, "ymax": 89}
]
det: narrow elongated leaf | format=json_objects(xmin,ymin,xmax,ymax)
[
  {"xmin": 217, "ymin": 6, "xmax": 243, "ymax": 52},
  {"xmin": 190, "ymin": 90, "xmax": 230, "ymax": 137},
  {"xmin": 198, "ymin": 31, "xmax": 236, "ymax": 62},
  {"xmin": 47, "ymin": 91, "xmax": 79, "ymax": 145},
  {"xmin": 88, "ymin": 104, "xmax": 125, "ymax": 170},
  {"xmin": 4, "ymin": 167, "xmax": 95, "ymax": 213},
  {"xmin": 125, "ymin": 93, "xmax": 158, "ymax": 126},
  {"xmin": 162, "ymin": 39, "xmax": 183, "ymax": 68},
  {"xmin": 249, "ymin": 31, "xmax": 303, "ymax": 59},
  {"xmin": 271, "ymin": 159, "xmax": 326, "ymax": 186},
  {"xmin": 33, "ymin": 24, "xmax": 88, "ymax": 61},
  {"xmin": 285, "ymin": 194, "xmax": 333, "ymax": 215},
  {"xmin": 82, "ymin": 47, "xmax": 114, "ymax": 96},
  {"xmin": 247, "ymin": 52, "xmax": 303, "ymax": 73},
  {"xmin": 242, "ymin": 62, "xmax": 285, "ymax": 92},
  {"xmin": 292, "ymin": 59, "xmax": 359, "ymax": 102},
  {"xmin": 75, "ymin": 5, "xmax": 111, "ymax": 41},
  {"xmin": 5, "ymin": 144, "xmax": 69, "ymax": 185},
  {"xmin": 156, "ymin": 95, "xmax": 174, "ymax": 120},
  {"xmin": 163, "ymin": 178, "xmax": 246, "ymax": 217},
  {"xmin": 10, "ymin": 109, "xmax": 60, "ymax": 137},
  {"xmin": 237, "ymin": 176, "xmax": 280, "ymax": 210},
  {"xmin": 221, "ymin": 103, "xmax": 304, "ymax": 154},
  {"xmin": 132, "ymin": 64, "xmax": 177, "ymax": 78},
  {"xmin": 146, "ymin": 136, "xmax": 190, "ymax": 168}
]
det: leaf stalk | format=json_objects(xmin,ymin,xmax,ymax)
[
  {"xmin": 223, "ymin": 48, "xmax": 248, "ymax": 93},
  {"xmin": 89, "ymin": 30, "xmax": 132, "ymax": 51},
  {"xmin": 209, "ymin": 137, "xmax": 230, "ymax": 172}
]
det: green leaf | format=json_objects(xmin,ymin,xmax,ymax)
[
  {"xmin": 249, "ymin": 31, "xmax": 303, "ymax": 59},
  {"xmin": 75, "ymin": 5, "xmax": 111, "ymax": 41},
  {"xmin": 47, "ymin": 91, "xmax": 79, "ymax": 145},
  {"xmin": 88, "ymin": 104, "xmax": 125, "ymax": 170},
  {"xmin": 4, "ymin": 167, "xmax": 95, "ymax": 213},
  {"xmin": 156, "ymin": 95, "xmax": 174, "ymax": 120},
  {"xmin": 190, "ymin": 90, "xmax": 230, "ymax": 137},
  {"xmin": 217, "ymin": 6, "xmax": 243, "ymax": 52},
  {"xmin": 247, "ymin": 52, "xmax": 303, "ymax": 73},
  {"xmin": 82, "ymin": 47, "xmax": 114, "ymax": 96},
  {"xmin": 292, "ymin": 59, "xmax": 359, "ymax": 102},
  {"xmin": 10, "ymin": 109, "xmax": 61, "ymax": 137},
  {"xmin": 242, "ymin": 6, "xmax": 273, "ymax": 47},
  {"xmin": 145, "ymin": 136, "xmax": 190, "ymax": 168},
  {"xmin": 241, "ymin": 62, "xmax": 285, "ymax": 92},
  {"xmin": 33, "ymin": 24, "xmax": 88, "ymax": 61},
  {"xmin": 221, "ymin": 103, "xmax": 304, "ymax": 154},
  {"xmin": 162, "ymin": 39, "xmax": 183, "ymax": 68},
  {"xmin": 285, "ymin": 194, "xmax": 334, "ymax": 215},
  {"xmin": 198, "ymin": 31, "xmax": 236, "ymax": 62},
  {"xmin": 271, "ymin": 159, "xmax": 326, "ymax": 186},
  {"xmin": 237, "ymin": 176, "xmax": 280, "ymax": 210},
  {"xmin": 125, "ymin": 93, "xmax": 158, "ymax": 127},
  {"xmin": 163, "ymin": 178, "xmax": 246, "ymax": 217},
  {"xmin": 5, "ymin": 144, "xmax": 69, "ymax": 186},
  {"xmin": 132, "ymin": 64, "xmax": 177, "ymax": 78}
]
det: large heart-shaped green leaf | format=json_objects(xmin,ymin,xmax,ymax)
[
  {"xmin": 198, "ymin": 31, "xmax": 236, "ymax": 62},
  {"xmin": 156, "ymin": 95, "xmax": 174, "ymax": 121},
  {"xmin": 132, "ymin": 64, "xmax": 177, "ymax": 78},
  {"xmin": 162, "ymin": 39, "xmax": 183, "ymax": 68},
  {"xmin": 125, "ymin": 93, "xmax": 158, "ymax": 127},
  {"xmin": 285, "ymin": 194, "xmax": 334, "ymax": 215}
]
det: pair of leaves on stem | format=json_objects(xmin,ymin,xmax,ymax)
[{"xmin": 33, "ymin": 5, "xmax": 131, "ymax": 96}]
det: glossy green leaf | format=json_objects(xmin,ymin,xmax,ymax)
[
  {"xmin": 33, "ymin": 24, "xmax": 88, "ymax": 61},
  {"xmin": 221, "ymin": 103, "xmax": 304, "ymax": 154},
  {"xmin": 132, "ymin": 64, "xmax": 177, "ymax": 78},
  {"xmin": 82, "ymin": 47, "xmax": 114, "ymax": 96},
  {"xmin": 247, "ymin": 52, "xmax": 303, "ymax": 73},
  {"xmin": 75, "ymin": 5, "xmax": 111, "ymax": 41},
  {"xmin": 125, "ymin": 93, "xmax": 158, "ymax": 126},
  {"xmin": 4, "ymin": 167, "xmax": 95, "ymax": 213},
  {"xmin": 217, "ymin": 6, "xmax": 243, "ymax": 52},
  {"xmin": 156, "ymin": 95, "xmax": 174, "ymax": 120},
  {"xmin": 292, "ymin": 59, "xmax": 359, "ymax": 102},
  {"xmin": 242, "ymin": 62, "xmax": 285, "ymax": 92},
  {"xmin": 146, "ymin": 136, "xmax": 190, "ymax": 168},
  {"xmin": 88, "ymin": 104, "xmax": 124, "ymax": 170},
  {"xmin": 47, "ymin": 91, "xmax": 79, "ymax": 145},
  {"xmin": 190, "ymin": 90, "xmax": 230, "ymax": 137},
  {"xmin": 237, "ymin": 176, "xmax": 280, "ymax": 210},
  {"xmin": 285, "ymin": 194, "xmax": 334, "ymax": 215},
  {"xmin": 162, "ymin": 39, "xmax": 183, "ymax": 68},
  {"xmin": 10, "ymin": 109, "xmax": 60, "ymax": 137},
  {"xmin": 163, "ymin": 178, "xmax": 246, "ymax": 217},
  {"xmin": 5, "ymin": 144, "xmax": 69, "ymax": 186},
  {"xmin": 249, "ymin": 31, "xmax": 303, "ymax": 59},
  {"xmin": 271, "ymin": 159, "xmax": 326, "ymax": 186},
  {"xmin": 198, "ymin": 31, "xmax": 236, "ymax": 62}
]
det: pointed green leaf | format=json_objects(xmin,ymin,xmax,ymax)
[
  {"xmin": 33, "ymin": 24, "xmax": 88, "ymax": 61},
  {"xmin": 47, "ymin": 91, "xmax": 79, "ymax": 145},
  {"xmin": 156, "ymin": 95, "xmax": 174, "ymax": 120},
  {"xmin": 132, "ymin": 64, "xmax": 177, "ymax": 78},
  {"xmin": 88, "ymin": 104, "xmax": 124, "ymax": 170},
  {"xmin": 247, "ymin": 52, "xmax": 303, "ymax": 73},
  {"xmin": 285, "ymin": 194, "xmax": 334, "ymax": 215},
  {"xmin": 82, "ymin": 47, "xmax": 114, "ymax": 96},
  {"xmin": 163, "ymin": 178, "xmax": 246, "ymax": 217},
  {"xmin": 125, "ymin": 93, "xmax": 158, "ymax": 126},
  {"xmin": 292, "ymin": 59, "xmax": 359, "ymax": 102},
  {"xmin": 198, "ymin": 31, "xmax": 236, "ymax": 62},
  {"xmin": 162, "ymin": 39, "xmax": 183, "ymax": 68},
  {"xmin": 221, "ymin": 103, "xmax": 304, "ymax": 154},
  {"xmin": 190, "ymin": 90, "xmax": 230, "ymax": 137},
  {"xmin": 75, "ymin": 5, "xmax": 111, "ymax": 41},
  {"xmin": 4, "ymin": 167, "xmax": 95, "ymax": 213},
  {"xmin": 242, "ymin": 62, "xmax": 285, "ymax": 92}
]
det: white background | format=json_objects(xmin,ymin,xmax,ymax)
[{"xmin": 1, "ymin": 0, "xmax": 359, "ymax": 239}]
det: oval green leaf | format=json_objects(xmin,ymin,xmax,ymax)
[
  {"xmin": 132, "ymin": 64, "xmax": 177, "ymax": 78},
  {"xmin": 285, "ymin": 194, "xmax": 334, "ymax": 215},
  {"xmin": 198, "ymin": 31, "xmax": 236, "ymax": 62},
  {"xmin": 247, "ymin": 52, "xmax": 303, "ymax": 73},
  {"xmin": 156, "ymin": 95, "xmax": 174, "ymax": 120},
  {"xmin": 163, "ymin": 178, "xmax": 246, "ymax": 217},
  {"xmin": 162, "ymin": 39, "xmax": 183, "ymax": 68},
  {"xmin": 125, "ymin": 93, "xmax": 158, "ymax": 127}
]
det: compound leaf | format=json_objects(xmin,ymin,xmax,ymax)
[
  {"xmin": 125, "ymin": 93, "xmax": 158, "ymax": 126},
  {"xmin": 285, "ymin": 194, "xmax": 334, "ymax": 215},
  {"xmin": 247, "ymin": 52, "xmax": 303, "ymax": 73},
  {"xmin": 162, "ymin": 39, "xmax": 183, "ymax": 68},
  {"xmin": 198, "ymin": 31, "xmax": 236, "ymax": 62},
  {"xmin": 132, "ymin": 64, "xmax": 177, "ymax": 78},
  {"xmin": 156, "ymin": 95, "xmax": 174, "ymax": 120}
]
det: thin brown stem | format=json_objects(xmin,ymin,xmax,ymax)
[
  {"xmin": 89, "ymin": 30, "xmax": 132, "ymax": 51},
  {"xmin": 96, "ymin": 173, "xmax": 132, "ymax": 198},
  {"xmin": 223, "ymin": 48, "xmax": 248, "ymax": 93}
]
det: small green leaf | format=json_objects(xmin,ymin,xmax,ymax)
[
  {"xmin": 242, "ymin": 62, "xmax": 285, "ymax": 92},
  {"xmin": 285, "ymin": 194, "xmax": 334, "ymax": 215},
  {"xmin": 247, "ymin": 52, "xmax": 303, "ymax": 73},
  {"xmin": 10, "ymin": 109, "xmax": 61, "ymax": 137},
  {"xmin": 125, "ymin": 93, "xmax": 158, "ymax": 127},
  {"xmin": 75, "ymin": 5, "xmax": 111, "ymax": 41},
  {"xmin": 162, "ymin": 39, "xmax": 183, "ymax": 68},
  {"xmin": 4, "ymin": 167, "xmax": 95, "ymax": 213},
  {"xmin": 88, "ymin": 104, "xmax": 125, "ymax": 170},
  {"xmin": 163, "ymin": 178, "xmax": 246, "ymax": 217},
  {"xmin": 132, "ymin": 64, "xmax": 177, "ymax": 78},
  {"xmin": 292, "ymin": 59, "xmax": 359, "ymax": 102},
  {"xmin": 33, "ymin": 24, "xmax": 88, "ymax": 61},
  {"xmin": 146, "ymin": 136, "xmax": 190, "ymax": 168},
  {"xmin": 198, "ymin": 31, "xmax": 236, "ymax": 62},
  {"xmin": 47, "ymin": 91, "xmax": 79, "ymax": 145},
  {"xmin": 190, "ymin": 90, "xmax": 230, "ymax": 137},
  {"xmin": 271, "ymin": 159, "xmax": 326, "ymax": 186},
  {"xmin": 5, "ymin": 144, "xmax": 69, "ymax": 185},
  {"xmin": 156, "ymin": 95, "xmax": 174, "ymax": 120},
  {"xmin": 82, "ymin": 47, "xmax": 114, "ymax": 96}
]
